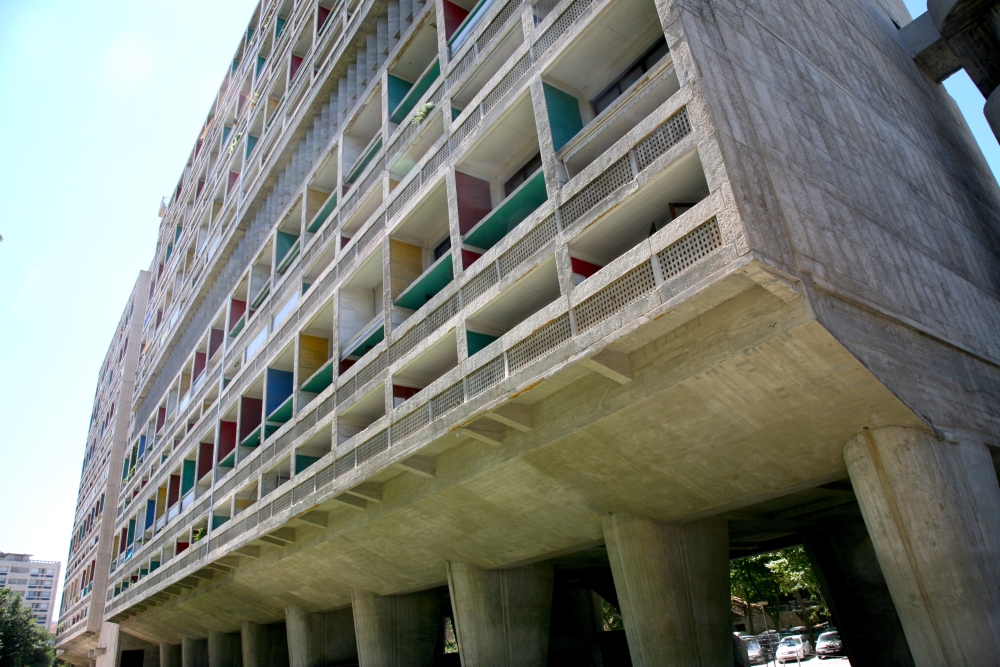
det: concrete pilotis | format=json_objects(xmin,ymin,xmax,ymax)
[
  {"xmin": 284, "ymin": 607, "xmax": 318, "ymax": 667},
  {"xmin": 446, "ymin": 562, "xmax": 554, "ymax": 667},
  {"xmin": 160, "ymin": 643, "xmax": 180, "ymax": 667},
  {"xmin": 801, "ymin": 514, "xmax": 914, "ymax": 667},
  {"xmin": 351, "ymin": 589, "xmax": 440, "ymax": 667},
  {"xmin": 284, "ymin": 606, "xmax": 357, "ymax": 667},
  {"xmin": 239, "ymin": 622, "xmax": 264, "ymax": 667},
  {"xmin": 181, "ymin": 637, "xmax": 208, "ymax": 667},
  {"xmin": 602, "ymin": 514, "xmax": 730, "ymax": 667},
  {"xmin": 208, "ymin": 631, "xmax": 241, "ymax": 667},
  {"xmin": 844, "ymin": 426, "xmax": 1000, "ymax": 667}
]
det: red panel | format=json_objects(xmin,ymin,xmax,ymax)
[
  {"xmin": 317, "ymin": 6, "xmax": 331, "ymax": 29},
  {"xmin": 462, "ymin": 249, "xmax": 482, "ymax": 269},
  {"xmin": 218, "ymin": 421, "xmax": 238, "ymax": 462},
  {"xmin": 176, "ymin": 542, "xmax": 189, "ymax": 554},
  {"xmin": 443, "ymin": 0, "xmax": 470, "ymax": 38},
  {"xmin": 197, "ymin": 442, "xmax": 214, "ymax": 479},
  {"xmin": 230, "ymin": 299, "xmax": 247, "ymax": 331},
  {"xmin": 193, "ymin": 352, "xmax": 207, "ymax": 380},
  {"xmin": 340, "ymin": 358, "xmax": 356, "ymax": 374},
  {"xmin": 168, "ymin": 474, "xmax": 180, "ymax": 506},
  {"xmin": 571, "ymin": 257, "xmax": 602, "ymax": 278},
  {"xmin": 393, "ymin": 385, "xmax": 420, "ymax": 399},
  {"xmin": 455, "ymin": 172, "xmax": 493, "ymax": 235},
  {"xmin": 239, "ymin": 397, "xmax": 263, "ymax": 442},
  {"xmin": 156, "ymin": 407, "xmax": 166, "ymax": 432},
  {"xmin": 209, "ymin": 328, "xmax": 224, "ymax": 358},
  {"xmin": 228, "ymin": 171, "xmax": 241, "ymax": 192},
  {"xmin": 290, "ymin": 54, "xmax": 304, "ymax": 80}
]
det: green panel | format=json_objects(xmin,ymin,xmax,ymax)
[
  {"xmin": 246, "ymin": 135, "xmax": 259, "ymax": 158},
  {"xmin": 387, "ymin": 74, "xmax": 414, "ymax": 115},
  {"xmin": 302, "ymin": 358, "xmax": 335, "ymax": 394},
  {"xmin": 181, "ymin": 460, "xmax": 196, "ymax": 494},
  {"xmin": 463, "ymin": 171, "xmax": 547, "ymax": 251},
  {"xmin": 257, "ymin": 56, "xmax": 266, "ymax": 77},
  {"xmin": 389, "ymin": 61, "xmax": 441, "ymax": 124},
  {"xmin": 295, "ymin": 455, "xmax": 320, "ymax": 475},
  {"xmin": 240, "ymin": 425, "xmax": 261, "ymax": 448},
  {"xmin": 308, "ymin": 193, "xmax": 338, "ymax": 232},
  {"xmin": 174, "ymin": 225, "xmax": 183, "ymax": 243},
  {"xmin": 395, "ymin": 254, "xmax": 454, "ymax": 310},
  {"xmin": 219, "ymin": 451, "xmax": 236, "ymax": 469},
  {"xmin": 276, "ymin": 231, "xmax": 299, "ymax": 264},
  {"xmin": 452, "ymin": 107, "xmax": 462, "ymax": 120},
  {"xmin": 229, "ymin": 314, "xmax": 246, "ymax": 338},
  {"xmin": 543, "ymin": 83, "xmax": 584, "ymax": 151},
  {"xmin": 467, "ymin": 331, "xmax": 499, "ymax": 356},
  {"xmin": 212, "ymin": 515, "xmax": 230, "ymax": 529},
  {"xmin": 275, "ymin": 16, "xmax": 286, "ymax": 38},
  {"xmin": 276, "ymin": 238, "xmax": 301, "ymax": 273},
  {"xmin": 150, "ymin": 561, "xmax": 160, "ymax": 572},
  {"xmin": 347, "ymin": 326, "xmax": 384, "ymax": 358},
  {"xmin": 222, "ymin": 126, "xmax": 232, "ymax": 144},
  {"xmin": 345, "ymin": 136, "xmax": 383, "ymax": 184},
  {"xmin": 267, "ymin": 395, "xmax": 294, "ymax": 424},
  {"xmin": 251, "ymin": 280, "xmax": 271, "ymax": 308}
]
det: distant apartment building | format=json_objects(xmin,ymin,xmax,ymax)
[
  {"xmin": 0, "ymin": 553, "xmax": 61, "ymax": 629},
  {"xmin": 54, "ymin": 274, "xmax": 150, "ymax": 666}
]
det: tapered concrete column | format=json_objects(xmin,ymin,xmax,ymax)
[
  {"xmin": 844, "ymin": 426, "xmax": 1000, "ymax": 667},
  {"xmin": 284, "ymin": 607, "xmax": 319, "ymax": 667},
  {"xmin": 239, "ymin": 622, "xmax": 264, "ymax": 667},
  {"xmin": 602, "ymin": 514, "xmax": 730, "ymax": 667},
  {"xmin": 801, "ymin": 514, "xmax": 915, "ymax": 667},
  {"xmin": 351, "ymin": 589, "xmax": 440, "ymax": 667},
  {"xmin": 160, "ymin": 643, "xmax": 181, "ymax": 667},
  {"xmin": 181, "ymin": 637, "xmax": 208, "ymax": 667},
  {"xmin": 446, "ymin": 562, "xmax": 554, "ymax": 667},
  {"xmin": 208, "ymin": 631, "xmax": 242, "ymax": 667}
]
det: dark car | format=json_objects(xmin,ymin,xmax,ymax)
[{"xmin": 815, "ymin": 630, "xmax": 844, "ymax": 659}]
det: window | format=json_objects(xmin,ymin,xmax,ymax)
[
  {"xmin": 504, "ymin": 153, "xmax": 542, "ymax": 197},
  {"xmin": 591, "ymin": 37, "xmax": 669, "ymax": 114}
]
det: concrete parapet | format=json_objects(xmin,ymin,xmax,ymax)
[
  {"xmin": 845, "ymin": 426, "xmax": 1000, "ymax": 667},
  {"xmin": 602, "ymin": 514, "xmax": 730, "ymax": 667},
  {"xmin": 446, "ymin": 562, "xmax": 554, "ymax": 667}
]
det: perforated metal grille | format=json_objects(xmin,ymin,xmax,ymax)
[
  {"xmin": 498, "ymin": 214, "xmax": 557, "ymax": 276},
  {"xmin": 573, "ymin": 262, "xmax": 656, "ymax": 332},
  {"xmin": 428, "ymin": 82, "xmax": 445, "ymax": 106},
  {"xmin": 447, "ymin": 48, "xmax": 478, "ymax": 91},
  {"xmin": 657, "ymin": 218, "xmax": 722, "ymax": 281},
  {"xmin": 391, "ymin": 406, "xmax": 429, "ymax": 442},
  {"xmin": 422, "ymin": 143, "xmax": 450, "ymax": 180},
  {"xmin": 317, "ymin": 394, "xmax": 336, "ymax": 419},
  {"xmin": 507, "ymin": 313, "xmax": 571, "ymax": 372},
  {"xmin": 467, "ymin": 355, "xmax": 505, "ymax": 396},
  {"xmin": 315, "ymin": 463, "xmax": 336, "ymax": 488},
  {"xmin": 357, "ymin": 214, "xmax": 385, "ymax": 251},
  {"xmin": 390, "ymin": 321, "xmax": 427, "ymax": 363},
  {"xmin": 335, "ymin": 451, "xmax": 356, "ymax": 476},
  {"xmin": 294, "ymin": 409, "xmax": 318, "ymax": 438},
  {"xmin": 450, "ymin": 107, "xmax": 482, "ymax": 149},
  {"xmin": 477, "ymin": 0, "xmax": 522, "ymax": 52},
  {"xmin": 534, "ymin": 0, "xmax": 594, "ymax": 56},
  {"xmin": 356, "ymin": 429, "xmax": 389, "ymax": 464},
  {"xmin": 292, "ymin": 479, "xmax": 314, "ymax": 504},
  {"xmin": 387, "ymin": 175, "xmax": 422, "ymax": 221},
  {"xmin": 428, "ymin": 293, "xmax": 460, "ymax": 330},
  {"xmin": 358, "ymin": 350, "xmax": 386, "ymax": 387},
  {"xmin": 560, "ymin": 156, "xmax": 632, "ymax": 228},
  {"xmin": 337, "ymin": 377, "xmax": 358, "ymax": 404},
  {"xmin": 635, "ymin": 108, "xmax": 691, "ymax": 171},
  {"xmin": 339, "ymin": 244, "xmax": 358, "ymax": 272},
  {"xmin": 389, "ymin": 119, "xmax": 420, "ymax": 159},
  {"xmin": 272, "ymin": 491, "xmax": 292, "ymax": 515},
  {"xmin": 461, "ymin": 263, "xmax": 499, "ymax": 304},
  {"xmin": 430, "ymin": 382, "xmax": 464, "ymax": 418},
  {"xmin": 357, "ymin": 153, "xmax": 386, "ymax": 200},
  {"xmin": 483, "ymin": 55, "xmax": 531, "ymax": 114}
]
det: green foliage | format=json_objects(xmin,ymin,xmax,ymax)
[
  {"xmin": 192, "ymin": 527, "xmax": 206, "ymax": 543},
  {"xmin": 766, "ymin": 546, "xmax": 827, "ymax": 613},
  {"xmin": 0, "ymin": 589, "xmax": 48, "ymax": 667},
  {"xmin": 410, "ymin": 103, "xmax": 435, "ymax": 125},
  {"xmin": 601, "ymin": 599, "xmax": 623, "ymax": 631},
  {"xmin": 730, "ymin": 546, "xmax": 829, "ymax": 633}
]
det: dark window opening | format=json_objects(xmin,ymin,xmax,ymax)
[
  {"xmin": 504, "ymin": 152, "xmax": 543, "ymax": 197},
  {"xmin": 592, "ymin": 37, "xmax": 669, "ymax": 115}
]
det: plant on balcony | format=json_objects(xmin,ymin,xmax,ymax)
[
  {"xmin": 192, "ymin": 527, "xmax": 206, "ymax": 542},
  {"xmin": 410, "ymin": 103, "xmax": 435, "ymax": 126}
]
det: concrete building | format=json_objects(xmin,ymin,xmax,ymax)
[
  {"xmin": 55, "ymin": 274, "xmax": 151, "ymax": 665},
  {"xmin": 1, "ymin": 553, "xmax": 62, "ymax": 628},
  {"xmin": 70, "ymin": 0, "xmax": 1000, "ymax": 665}
]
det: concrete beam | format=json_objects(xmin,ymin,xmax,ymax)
[
  {"xmin": 603, "ymin": 514, "xmax": 731, "ymax": 667},
  {"xmin": 581, "ymin": 349, "xmax": 633, "ymax": 384},
  {"xmin": 393, "ymin": 455, "xmax": 435, "ymax": 478},
  {"xmin": 485, "ymin": 403, "xmax": 533, "ymax": 431},
  {"xmin": 346, "ymin": 482, "xmax": 383, "ymax": 502},
  {"xmin": 332, "ymin": 494, "xmax": 367, "ymax": 510},
  {"xmin": 234, "ymin": 547, "xmax": 261, "ymax": 559},
  {"xmin": 447, "ymin": 562, "xmax": 554, "ymax": 667},
  {"xmin": 459, "ymin": 427, "xmax": 504, "ymax": 446},
  {"xmin": 296, "ymin": 511, "xmax": 329, "ymax": 527},
  {"xmin": 845, "ymin": 426, "xmax": 1000, "ymax": 667}
]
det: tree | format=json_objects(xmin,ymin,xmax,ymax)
[
  {"xmin": 0, "ymin": 589, "xmax": 47, "ymax": 667},
  {"xmin": 730, "ymin": 554, "xmax": 782, "ymax": 633},
  {"xmin": 767, "ymin": 546, "xmax": 828, "ymax": 641}
]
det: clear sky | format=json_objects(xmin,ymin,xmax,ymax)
[{"xmin": 0, "ymin": 0, "xmax": 996, "ymax": 608}]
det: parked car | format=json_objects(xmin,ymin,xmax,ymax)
[
  {"xmin": 815, "ymin": 630, "xmax": 844, "ymax": 659},
  {"xmin": 744, "ymin": 637, "xmax": 767, "ymax": 665},
  {"xmin": 775, "ymin": 635, "xmax": 812, "ymax": 663}
]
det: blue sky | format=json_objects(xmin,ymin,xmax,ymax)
[{"xmin": 0, "ymin": 0, "xmax": 996, "ymax": 604}]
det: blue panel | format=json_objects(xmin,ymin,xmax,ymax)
[
  {"xmin": 145, "ymin": 500, "xmax": 155, "ymax": 528},
  {"xmin": 266, "ymin": 369, "xmax": 294, "ymax": 416}
]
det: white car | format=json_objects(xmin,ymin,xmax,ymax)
[{"xmin": 775, "ymin": 635, "xmax": 813, "ymax": 663}]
